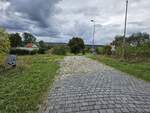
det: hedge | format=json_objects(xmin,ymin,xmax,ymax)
[{"xmin": 9, "ymin": 48, "xmax": 38, "ymax": 55}]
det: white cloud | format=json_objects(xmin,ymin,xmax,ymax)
[{"xmin": 53, "ymin": 0, "xmax": 150, "ymax": 44}]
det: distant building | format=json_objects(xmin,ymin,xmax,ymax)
[
  {"xmin": 14, "ymin": 43, "xmax": 39, "ymax": 51},
  {"xmin": 25, "ymin": 43, "xmax": 38, "ymax": 48}
]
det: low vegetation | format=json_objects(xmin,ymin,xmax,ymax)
[
  {"xmin": 112, "ymin": 32, "xmax": 150, "ymax": 59},
  {"xmin": 90, "ymin": 55, "xmax": 150, "ymax": 82},
  {"xmin": 51, "ymin": 46, "xmax": 68, "ymax": 55},
  {"xmin": 0, "ymin": 55, "xmax": 63, "ymax": 113}
]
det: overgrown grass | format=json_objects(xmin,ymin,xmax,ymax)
[
  {"xmin": 89, "ymin": 55, "xmax": 150, "ymax": 82},
  {"xmin": 0, "ymin": 55, "xmax": 63, "ymax": 113}
]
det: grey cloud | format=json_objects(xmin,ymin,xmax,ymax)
[
  {"xmin": 9, "ymin": 0, "xmax": 61, "ymax": 27},
  {"xmin": 0, "ymin": 0, "xmax": 150, "ymax": 44},
  {"xmin": 0, "ymin": 0, "xmax": 63, "ymax": 39}
]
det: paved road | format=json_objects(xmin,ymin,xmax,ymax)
[{"xmin": 44, "ymin": 56, "xmax": 150, "ymax": 113}]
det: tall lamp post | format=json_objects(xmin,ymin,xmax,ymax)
[
  {"xmin": 91, "ymin": 20, "xmax": 96, "ymax": 54},
  {"xmin": 122, "ymin": 0, "xmax": 129, "ymax": 59}
]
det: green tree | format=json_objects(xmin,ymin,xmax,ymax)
[
  {"xmin": 39, "ymin": 40, "xmax": 47, "ymax": 48},
  {"xmin": 23, "ymin": 32, "xmax": 36, "ymax": 45},
  {"xmin": 68, "ymin": 37, "xmax": 85, "ymax": 54},
  {"xmin": 0, "ymin": 28, "xmax": 10, "ymax": 65},
  {"xmin": 0, "ymin": 28, "xmax": 10, "ymax": 54},
  {"xmin": 38, "ymin": 40, "xmax": 48, "ymax": 54},
  {"xmin": 111, "ymin": 35, "xmax": 124, "ymax": 47},
  {"xmin": 9, "ymin": 33, "xmax": 22, "ymax": 47}
]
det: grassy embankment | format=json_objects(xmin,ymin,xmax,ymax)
[
  {"xmin": 0, "ymin": 55, "xmax": 63, "ymax": 113},
  {"xmin": 89, "ymin": 55, "xmax": 150, "ymax": 82}
]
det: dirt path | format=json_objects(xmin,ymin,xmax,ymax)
[{"xmin": 44, "ymin": 56, "xmax": 150, "ymax": 113}]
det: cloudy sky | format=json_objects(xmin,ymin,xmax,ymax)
[{"xmin": 0, "ymin": 0, "xmax": 150, "ymax": 44}]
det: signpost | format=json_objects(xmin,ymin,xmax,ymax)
[{"xmin": 7, "ymin": 54, "xmax": 16, "ymax": 67}]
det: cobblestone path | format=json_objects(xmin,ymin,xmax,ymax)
[{"xmin": 44, "ymin": 56, "xmax": 150, "ymax": 113}]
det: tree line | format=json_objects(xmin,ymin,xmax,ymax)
[
  {"xmin": 9, "ymin": 32, "xmax": 38, "ymax": 48},
  {"xmin": 1, "ymin": 25, "xmax": 149, "ymax": 62},
  {"xmin": 0, "ymin": 27, "xmax": 86, "ymax": 57},
  {"xmin": 0, "ymin": 28, "xmax": 48, "ymax": 63}
]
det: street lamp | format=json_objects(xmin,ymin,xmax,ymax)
[
  {"xmin": 122, "ymin": 0, "xmax": 129, "ymax": 59},
  {"xmin": 91, "ymin": 20, "xmax": 96, "ymax": 54}
]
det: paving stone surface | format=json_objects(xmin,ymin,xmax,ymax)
[{"xmin": 43, "ymin": 56, "xmax": 150, "ymax": 113}]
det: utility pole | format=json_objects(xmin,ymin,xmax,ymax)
[
  {"xmin": 122, "ymin": 0, "xmax": 128, "ymax": 59},
  {"xmin": 91, "ymin": 20, "xmax": 96, "ymax": 54}
]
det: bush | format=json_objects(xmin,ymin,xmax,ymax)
[
  {"xmin": 9, "ymin": 48, "xmax": 38, "ymax": 55},
  {"xmin": 30, "ymin": 50, "xmax": 38, "ymax": 55},
  {"xmin": 125, "ymin": 45, "xmax": 150, "ymax": 58},
  {"xmin": 0, "ymin": 28, "xmax": 10, "ymax": 66},
  {"xmin": 103, "ymin": 45, "xmax": 112, "ymax": 55},
  {"xmin": 114, "ymin": 44, "xmax": 150, "ymax": 61},
  {"xmin": 10, "ymin": 49, "xmax": 28, "ymax": 55},
  {"xmin": 115, "ymin": 47, "xmax": 123, "ymax": 57},
  {"xmin": 84, "ymin": 46, "xmax": 91, "ymax": 53},
  {"xmin": 96, "ymin": 47, "xmax": 104, "ymax": 54},
  {"xmin": 52, "ymin": 46, "xmax": 67, "ymax": 55},
  {"xmin": 38, "ymin": 48, "xmax": 46, "ymax": 54}
]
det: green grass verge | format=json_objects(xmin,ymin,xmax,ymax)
[
  {"xmin": 89, "ymin": 55, "xmax": 150, "ymax": 82},
  {"xmin": 0, "ymin": 55, "xmax": 63, "ymax": 113}
]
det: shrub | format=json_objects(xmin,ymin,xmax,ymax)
[
  {"xmin": 38, "ymin": 48, "xmax": 46, "ymax": 54},
  {"xmin": 0, "ymin": 28, "xmax": 10, "ymax": 66},
  {"xmin": 115, "ymin": 47, "xmax": 123, "ymax": 57},
  {"xmin": 96, "ymin": 47, "xmax": 104, "ymax": 54},
  {"xmin": 52, "ymin": 46, "xmax": 67, "ymax": 55},
  {"xmin": 103, "ymin": 45, "xmax": 112, "ymax": 55},
  {"xmin": 114, "ymin": 44, "xmax": 150, "ymax": 61},
  {"xmin": 82, "ymin": 50, "xmax": 85, "ymax": 55},
  {"xmin": 9, "ymin": 48, "xmax": 38, "ymax": 55},
  {"xmin": 10, "ymin": 49, "xmax": 28, "ymax": 55},
  {"xmin": 125, "ymin": 45, "xmax": 150, "ymax": 58},
  {"xmin": 30, "ymin": 50, "xmax": 38, "ymax": 55},
  {"xmin": 84, "ymin": 46, "xmax": 91, "ymax": 53}
]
